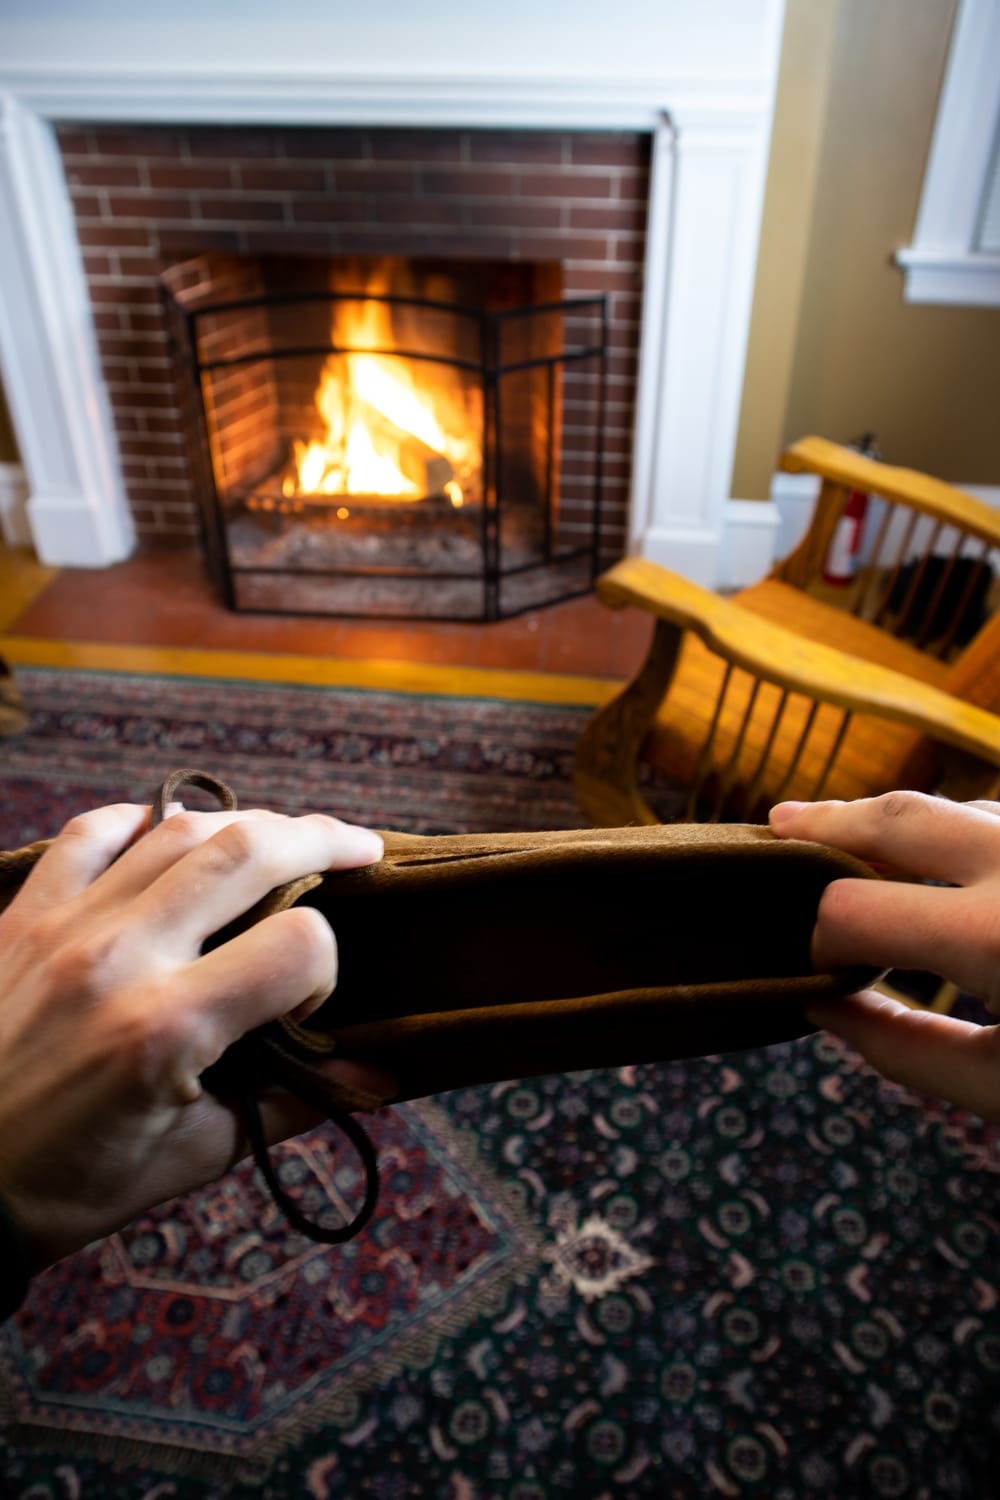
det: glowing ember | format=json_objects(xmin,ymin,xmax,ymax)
[{"xmin": 285, "ymin": 268, "xmax": 479, "ymax": 506}]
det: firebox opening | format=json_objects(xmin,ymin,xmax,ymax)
[{"xmin": 161, "ymin": 253, "xmax": 608, "ymax": 621}]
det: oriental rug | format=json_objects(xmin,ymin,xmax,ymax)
[{"xmin": 1, "ymin": 666, "xmax": 999, "ymax": 1500}]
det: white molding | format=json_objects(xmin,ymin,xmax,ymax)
[
  {"xmin": 770, "ymin": 468, "xmax": 821, "ymax": 560},
  {"xmin": 718, "ymin": 498, "xmax": 781, "ymax": 588},
  {"xmin": 0, "ymin": 0, "xmax": 787, "ymax": 97},
  {"xmin": 630, "ymin": 109, "xmax": 777, "ymax": 587},
  {"xmin": 0, "ymin": 1, "xmax": 785, "ymax": 574},
  {"xmin": 639, "ymin": 525, "xmax": 725, "ymax": 586},
  {"xmin": 627, "ymin": 113, "xmax": 676, "ymax": 556},
  {"xmin": 0, "ymin": 95, "xmax": 134, "ymax": 565},
  {"xmin": 896, "ymin": 248, "xmax": 1000, "ymax": 307},
  {"xmin": 896, "ymin": 0, "xmax": 1000, "ymax": 307},
  {"xmin": 765, "ymin": 469, "xmax": 1000, "ymax": 569},
  {"xmin": 0, "ymin": 71, "xmax": 775, "ymax": 133}
]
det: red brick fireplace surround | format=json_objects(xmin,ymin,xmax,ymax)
[{"xmin": 60, "ymin": 124, "xmax": 650, "ymax": 556}]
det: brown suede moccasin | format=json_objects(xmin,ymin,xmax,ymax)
[
  {"xmin": 0, "ymin": 770, "xmax": 883, "ymax": 1244},
  {"xmin": 239, "ymin": 820, "xmax": 881, "ymax": 1101}
]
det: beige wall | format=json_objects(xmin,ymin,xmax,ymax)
[
  {"xmin": 733, "ymin": 0, "xmax": 1000, "ymax": 499},
  {"xmin": 0, "ymin": 385, "xmax": 16, "ymax": 465},
  {"xmin": 730, "ymin": 0, "xmax": 841, "ymax": 501}
]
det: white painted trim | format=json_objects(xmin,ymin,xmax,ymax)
[
  {"xmin": 896, "ymin": 249, "xmax": 1000, "ymax": 307},
  {"xmin": 630, "ymin": 108, "xmax": 778, "ymax": 586},
  {"xmin": 770, "ymin": 468, "xmax": 821, "ymax": 560},
  {"xmin": 0, "ymin": 71, "xmax": 774, "ymax": 133},
  {"xmin": 764, "ymin": 469, "xmax": 1000, "ymax": 569},
  {"xmin": 718, "ymin": 498, "xmax": 781, "ymax": 589},
  {"xmin": 639, "ymin": 525, "xmax": 725, "ymax": 586},
  {"xmin": 0, "ymin": 0, "xmax": 788, "ymax": 102},
  {"xmin": 0, "ymin": 460, "xmax": 30, "ymax": 547},
  {"xmin": 0, "ymin": 96, "xmax": 134, "ymax": 565},
  {"xmin": 896, "ymin": 0, "xmax": 1000, "ymax": 307},
  {"xmin": 627, "ymin": 112, "xmax": 676, "ymax": 553}
]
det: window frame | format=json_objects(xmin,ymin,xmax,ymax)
[{"xmin": 895, "ymin": 0, "xmax": 1000, "ymax": 307}]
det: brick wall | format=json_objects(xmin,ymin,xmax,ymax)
[
  {"xmin": 160, "ymin": 254, "xmax": 281, "ymax": 516},
  {"xmin": 58, "ymin": 124, "xmax": 651, "ymax": 552}
]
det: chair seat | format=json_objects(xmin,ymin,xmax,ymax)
[{"xmin": 644, "ymin": 580, "xmax": 948, "ymax": 814}]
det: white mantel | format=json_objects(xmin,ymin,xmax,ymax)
[{"xmin": 0, "ymin": 0, "xmax": 786, "ymax": 584}]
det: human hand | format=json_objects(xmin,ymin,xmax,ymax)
[
  {"xmin": 0, "ymin": 801, "xmax": 389, "ymax": 1271},
  {"xmin": 769, "ymin": 791, "xmax": 1000, "ymax": 1121}
]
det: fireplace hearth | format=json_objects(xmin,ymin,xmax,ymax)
[{"xmin": 162, "ymin": 253, "xmax": 608, "ymax": 620}]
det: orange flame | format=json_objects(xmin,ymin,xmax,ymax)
[{"xmin": 286, "ymin": 271, "xmax": 478, "ymax": 507}]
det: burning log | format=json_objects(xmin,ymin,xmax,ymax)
[
  {"xmin": 281, "ymin": 400, "xmax": 458, "ymax": 505},
  {"xmin": 363, "ymin": 402, "xmax": 456, "ymax": 498}
]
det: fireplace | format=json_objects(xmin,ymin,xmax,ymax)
[
  {"xmin": 0, "ymin": 2, "xmax": 786, "ymax": 589},
  {"xmin": 51, "ymin": 121, "xmax": 647, "ymax": 597},
  {"xmin": 161, "ymin": 251, "xmax": 608, "ymax": 619}
]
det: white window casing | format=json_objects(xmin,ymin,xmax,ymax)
[{"xmin": 896, "ymin": 0, "xmax": 1000, "ymax": 307}]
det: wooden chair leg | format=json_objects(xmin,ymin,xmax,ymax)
[{"xmin": 574, "ymin": 617, "xmax": 683, "ymax": 826}]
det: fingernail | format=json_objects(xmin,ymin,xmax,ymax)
[
  {"xmin": 164, "ymin": 800, "xmax": 185, "ymax": 818},
  {"xmin": 343, "ymin": 826, "xmax": 384, "ymax": 863},
  {"xmin": 769, "ymin": 801, "xmax": 807, "ymax": 827}
]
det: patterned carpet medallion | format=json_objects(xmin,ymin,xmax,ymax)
[
  {"xmin": 1, "ymin": 667, "xmax": 1000, "ymax": 1499},
  {"xmin": 3, "ymin": 1100, "xmax": 542, "ymax": 1468}
]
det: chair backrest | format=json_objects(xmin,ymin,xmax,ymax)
[
  {"xmin": 774, "ymin": 436, "xmax": 1000, "ymax": 663},
  {"xmin": 942, "ymin": 608, "xmax": 1000, "ymax": 717}
]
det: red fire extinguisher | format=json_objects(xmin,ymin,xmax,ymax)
[{"xmin": 823, "ymin": 432, "xmax": 879, "ymax": 585}]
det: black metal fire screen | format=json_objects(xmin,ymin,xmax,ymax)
[{"xmin": 161, "ymin": 256, "xmax": 608, "ymax": 622}]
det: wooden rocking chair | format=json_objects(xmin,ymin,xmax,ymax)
[{"xmin": 574, "ymin": 437, "xmax": 1000, "ymax": 827}]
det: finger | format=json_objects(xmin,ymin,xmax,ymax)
[
  {"xmin": 170, "ymin": 905, "xmax": 341, "ymax": 1072},
  {"xmin": 810, "ymin": 876, "xmax": 988, "ymax": 993},
  {"xmin": 122, "ymin": 812, "xmax": 382, "ymax": 953},
  {"xmin": 807, "ymin": 990, "xmax": 1000, "ymax": 1123},
  {"xmin": 968, "ymin": 800, "xmax": 1000, "ymax": 820},
  {"xmin": 13, "ymin": 804, "xmax": 152, "ymax": 910},
  {"xmin": 769, "ymin": 791, "xmax": 1000, "ymax": 886},
  {"xmin": 82, "ymin": 807, "xmax": 285, "ymax": 908}
]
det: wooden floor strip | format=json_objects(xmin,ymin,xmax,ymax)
[
  {"xmin": 0, "ymin": 634, "xmax": 617, "ymax": 707},
  {"xmin": 0, "ymin": 548, "xmax": 59, "ymax": 632}
]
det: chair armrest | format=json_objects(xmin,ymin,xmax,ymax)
[
  {"xmin": 780, "ymin": 436, "xmax": 1000, "ymax": 548},
  {"xmin": 598, "ymin": 557, "xmax": 1000, "ymax": 766}
]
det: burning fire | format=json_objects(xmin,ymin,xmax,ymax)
[{"xmin": 283, "ymin": 272, "xmax": 479, "ymax": 509}]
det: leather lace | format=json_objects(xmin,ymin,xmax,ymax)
[{"xmin": 151, "ymin": 770, "xmax": 380, "ymax": 1245}]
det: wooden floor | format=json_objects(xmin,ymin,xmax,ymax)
[{"xmin": 0, "ymin": 545, "xmax": 651, "ymax": 705}]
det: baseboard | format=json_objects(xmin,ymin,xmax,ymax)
[
  {"xmin": 768, "ymin": 470, "xmax": 822, "ymax": 562},
  {"xmin": 718, "ymin": 498, "xmax": 782, "ymax": 589},
  {"xmin": 630, "ymin": 524, "xmax": 722, "ymax": 590},
  {"xmin": 765, "ymin": 473, "xmax": 1000, "ymax": 569}
]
